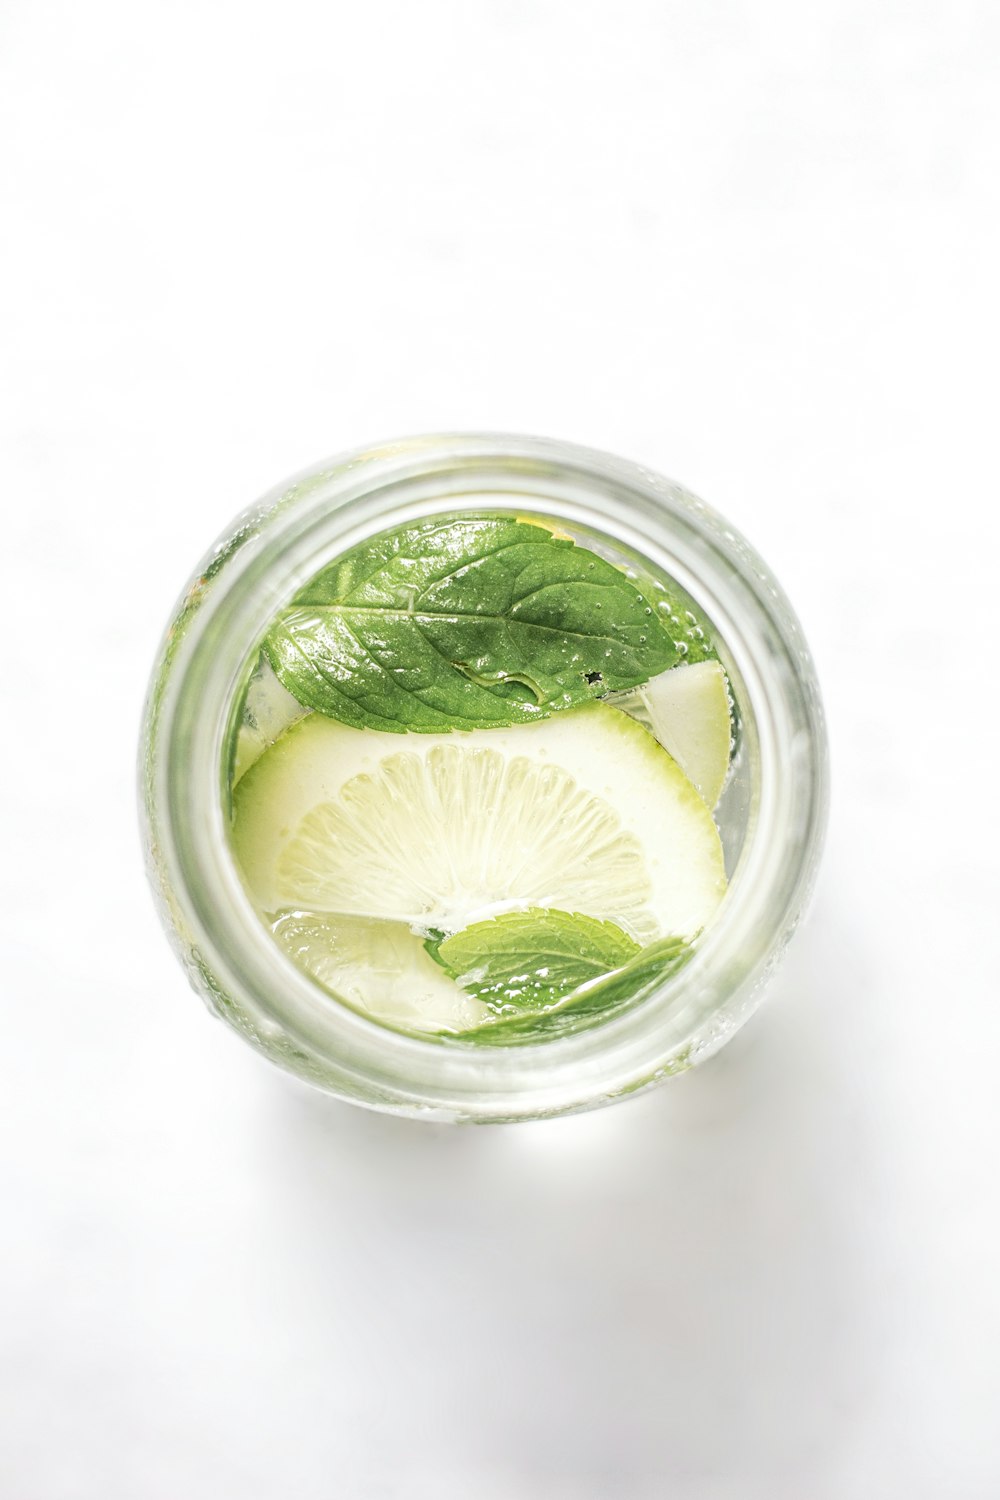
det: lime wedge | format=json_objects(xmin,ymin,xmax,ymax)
[{"xmin": 638, "ymin": 661, "xmax": 733, "ymax": 808}]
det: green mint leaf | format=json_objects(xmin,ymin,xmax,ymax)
[
  {"xmin": 263, "ymin": 517, "xmax": 680, "ymax": 731},
  {"xmin": 431, "ymin": 907, "xmax": 641, "ymax": 1016},
  {"xmin": 449, "ymin": 932, "xmax": 694, "ymax": 1046}
]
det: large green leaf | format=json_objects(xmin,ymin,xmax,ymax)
[{"xmin": 263, "ymin": 517, "xmax": 680, "ymax": 731}]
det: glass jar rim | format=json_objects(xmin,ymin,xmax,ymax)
[{"xmin": 142, "ymin": 433, "xmax": 828, "ymax": 1120}]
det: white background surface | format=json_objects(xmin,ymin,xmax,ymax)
[{"xmin": 2, "ymin": 2, "xmax": 999, "ymax": 1496}]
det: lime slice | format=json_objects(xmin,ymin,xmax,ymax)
[
  {"xmin": 232, "ymin": 657, "xmax": 309, "ymax": 784},
  {"xmin": 271, "ymin": 912, "xmax": 489, "ymax": 1032},
  {"xmin": 234, "ymin": 702, "xmax": 725, "ymax": 936},
  {"xmin": 232, "ymin": 702, "xmax": 726, "ymax": 1026},
  {"xmin": 637, "ymin": 661, "xmax": 732, "ymax": 808}
]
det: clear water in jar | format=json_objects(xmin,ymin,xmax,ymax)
[{"xmin": 225, "ymin": 507, "xmax": 750, "ymax": 1044}]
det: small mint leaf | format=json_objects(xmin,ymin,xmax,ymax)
[
  {"xmin": 433, "ymin": 907, "xmax": 641, "ymax": 1016},
  {"xmin": 450, "ymin": 932, "xmax": 695, "ymax": 1046},
  {"xmin": 431, "ymin": 900, "xmax": 638, "ymax": 1020}
]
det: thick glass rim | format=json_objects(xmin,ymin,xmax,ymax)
[{"xmin": 141, "ymin": 433, "xmax": 828, "ymax": 1121}]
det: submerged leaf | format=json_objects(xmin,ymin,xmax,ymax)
[
  {"xmin": 431, "ymin": 907, "xmax": 641, "ymax": 1015},
  {"xmin": 450, "ymin": 933, "xmax": 695, "ymax": 1046}
]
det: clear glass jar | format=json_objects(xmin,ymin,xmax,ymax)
[{"xmin": 139, "ymin": 434, "xmax": 828, "ymax": 1122}]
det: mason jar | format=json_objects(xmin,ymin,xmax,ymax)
[{"xmin": 139, "ymin": 434, "xmax": 828, "ymax": 1122}]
